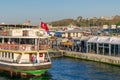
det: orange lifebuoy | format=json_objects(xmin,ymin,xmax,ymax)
[
  {"xmin": 10, "ymin": 45, "xmax": 14, "ymax": 49},
  {"xmin": 14, "ymin": 45, "xmax": 18, "ymax": 50},
  {"xmin": 4, "ymin": 45, "xmax": 7, "ymax": 49},
  {"xmin": 39, "ymin": 53, "xmax": 43, "ymax": 57},
  {"xmin": 22, "ymin": 45, "xmax": 26, "ymax": 50}
]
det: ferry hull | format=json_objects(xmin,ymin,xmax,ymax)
[
  {"xmin": 0, "ymin": 62, "xmax": 51, "ymax": 76},
  {"xmin": 15, "ymin": 69, "xmax": 48, "ymax": 76}
]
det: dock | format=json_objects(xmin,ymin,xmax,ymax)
[{"xmin": 49, "ymin": 49, "xmax": 120, "ymax": 66}]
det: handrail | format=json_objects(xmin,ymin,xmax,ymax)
[{"xmin": 0, "ymin": 43, "xmax": 50, "ymax": 51}]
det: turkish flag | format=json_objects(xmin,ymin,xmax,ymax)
[{"xmin": 41, "ymin": 21, "xmax": 49, "ymax": 32}]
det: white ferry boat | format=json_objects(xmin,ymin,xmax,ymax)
[{"xmin": 0, "ymin": 24, "xmax": 51, "ymax": 76}]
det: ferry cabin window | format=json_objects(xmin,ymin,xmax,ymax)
[
  {"xmin": 20, "ymin": 38, "xmax": 35, "ymax": 44},
  {"xmin": 4, "ymin": 38, "xmax": 9, "ymax": 43},
  {"xmin": 11, "ymin": 38, "xmax": 19, "ymax": 44},
  {"xmin": 11, "ymin": 53, "xmax": 14, "ymax": 59},
  {"xmin": 23, "ymin": 30, "xmax": 28, "ymax": 36},
  {"xmin": 0, "ymin": 38, "xmax": 2, "ymax": 43},
  {"xmin": 3, "ymin": 38, "xmax": 19, "ymax": 44},
  {"xmin": 5, "ymin": 52, "xmax": 7, "ymax": 58},
  {"xmin": 8, "ymin": 52, "xmax": 10, "ymax": 58},
  {"xmin": 2, "ymin": 52, "xmax": 4, "ymax": 57}
]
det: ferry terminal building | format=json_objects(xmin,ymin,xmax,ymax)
[{"xmin": 87, "ymin": 36, "xmax": 120, "ymax": 57}]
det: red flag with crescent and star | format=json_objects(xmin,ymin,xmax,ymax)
[{"xmin": 40, "ymin": 21, "xmax": 49, "ymax": 32}]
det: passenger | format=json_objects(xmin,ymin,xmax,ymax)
[
  {"xmin": 31, "ymin": 54, "xmax": 37, "ymax": 63},
  {"xmin": 8, "ymin": 40, "xmax": 15, "ymax": 44},
  {"xmin": 44, "ymin": 58, "xmax": 48, "ymax": 62}
]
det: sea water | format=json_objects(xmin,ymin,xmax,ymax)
[{"xmin": 0, "ymin": 57, "xmax": 120, "ymax": 80}]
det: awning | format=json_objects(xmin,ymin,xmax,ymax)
[{"xmin": 87, "ymin": 36, "xmax": 120, "ymax": 44}]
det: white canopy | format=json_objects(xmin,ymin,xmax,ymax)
[{"xmin": 87, "ymin": 36, "xmax": 120, "ymax": 44}]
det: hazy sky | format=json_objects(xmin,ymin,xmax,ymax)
[{"xmin": 0, "ymin": 0, "xmax": 120, "ymax": 25}]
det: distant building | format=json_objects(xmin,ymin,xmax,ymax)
[
  {"xmin": 62, "ymin": 28, "xmax": 82, "ymax": 38},
  {"xmin": 100, "ymin": 16, "xmax": 114, "ymax": 20}
]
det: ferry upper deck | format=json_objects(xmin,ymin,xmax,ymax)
[{"xmin": 0, "ymin": 24, "xmax": 50, "ymax": 52}]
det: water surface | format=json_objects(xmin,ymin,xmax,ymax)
[{"xmin": 0, "ymin": 57, "xmax": 120, "ymax": 80}]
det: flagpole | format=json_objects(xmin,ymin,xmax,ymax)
[
  {"xmin": 39, "ymin": 18, "xmax": 41, "ymax": 30},
  {"xmin": 38, "ymin": 18, "xmax": 41, "ymax": 51}
]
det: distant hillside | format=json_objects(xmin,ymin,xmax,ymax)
[
  {"xmin": 49, "ymin": 15, "xmax": 120, "ymax": 27},
  {"xmin": 50, "ymin": 19, "xmax": 76, "ymax": 27}
]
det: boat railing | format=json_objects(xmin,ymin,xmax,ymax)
[
  {"xmin": 20, "ymin": 59, "xmax": 31, "ymax": 64},
  {"xmin": 0, "ymin": 43, "xmax": 50, "ymax": 51},
  {"xmin": 0, "ymin": 57, "xmax": 50, "ymax": 64},
  {"xmin": 0, "ymin": 57, "xmax": 14, "ymax": 63}
]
